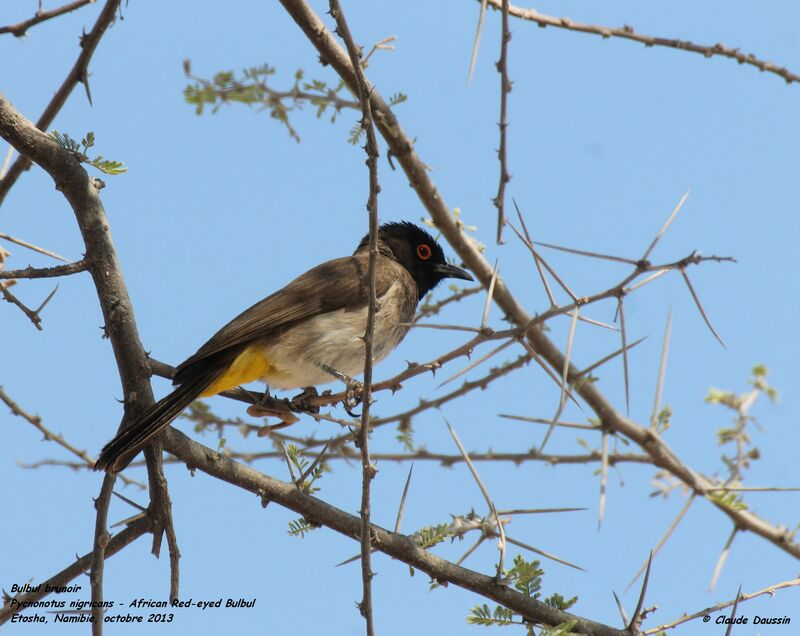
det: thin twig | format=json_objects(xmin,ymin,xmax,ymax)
[
  {"xmin": 628, "ymin": 550, "xmax": 653, "ymax": 632},
  {"xmin": 436, "ymin": 338, "xmax": 515, "ymax": 388},
  {"xmin": 0, "ymin": 0, "xmax": 95, "ymax": 37},
  {"xmin": 394, "ymin": 464, "xmax": 414, "ymax": 533},
  {"xmin": 484, "ymin": 0, "xmax": 800, "ymax": 85},
  {"xmin": 504, "ymin": 535, "xmax": 584, "ymax": 571},
  {"xmin": 642, "ymin": 191, "xmax": 691, "ymax": 261},
  {"xmin": 0, "ymin": 232, "xmax": 70, "ymax": 262},
  {"xmin": 31, "ymin": 448, "xmax": 654, "ymax": 470},
  {"xmin": 612, "ymin": 591, "xmax": 629, "ymax": 627},
  {"xmin": 723, "ymin": 584, "xmax": 743, "ymax": 636},
  {"xmin": 617, "ymin": 297, "xmax": 630, "ymax": 415},
  {"xmin": 468, "ymin": 0, "xmax": 489, "ymax": 83},
  {"xmin": 496, "ymin": 507, "xmax": 585, "ymax": 515},
  {"xmin": 1, "ymin": 280, "xmax": 52, "ymax": 329},
  {"xmin": 0, "ymin": 385, "xmax": 144, "ymax": 489},
  {"xmin": 650, "ymin": 308, "xmax": 672, "ymax": 429},
  {"xmin": 0, "ymin": 0, "xmax": 122, "ymax": 206},
  {"xmin": 456, "ymin": 535, "xmax": 486, "ymax": 566},
  {"xmin": 0, "ymin": 145, "xmax": 13, "ymax": 179},
  {"xmin": 276, "ymin": 438, "xmax": 299, "ymax": 482},
  {"xmin": 538, "ymin": 308, "xmax": 579, "ymax": 453},
  {"xmin": 499, "ymin": 413, "xmax": 599, "ymax": 431},
  {"xmin": 681, "ymin": 269, "xmax": 725, "ymax": 347},
  {"xmin": 510, "ymin": 201, "xmax": 555, "ymax": 304},
  {"xmin": 297, "ymin": 438, "xmax": 333, "ymax": 485},
  {"xmin": 90, "ymin": 474, "xmax": 115, "ymax": 633},
  {"xmin": 493, "ymin": 0, "xmax": 511, "ymax": 244},
  {"xmin": 626, "ymin": 493, "xmax": 695, "ymax": 591},
  {"xmin": 415, "ymin": 283, "xmax": 483, "ymax": 320},
  {"xmin": 573, "ymin": 335, "xmax": 647, "ymax": 381},
  {"xmin": 480, "ymin": 259, "xmax": 499, "ymax": 328},
  {"xmin": 329, "ymin": 2, "xmax": 379, "ymax": 633},
  {"xmin": 643, "ymin": 577, "xmax": 800, "ymax": 635},
  {"xmin": 534, "ymin": 240, "xmax": 638, "ymax": 266},
  {"xmin": 0, "ymin": 259, "xmax": 87, "ymax": 279},
  {"xmin": 708, "ymin": 527, "xmax": 738, "ymax": 592},
  {"xmin": 598, "ymin": 430, "xmax": 608, "ymax": 528},
  {"xmin": 408, "ymin": 321, "xmax": 482, "ymax": 333},
  {"xmin": 0, "ymin": 518, "xmax": 151, "ymax": 626},
  {"xmin": 446, "ymin": 420, "xmax": 507, "ymax": 580},
  {"xmin": 703, "ymin": 485, "xmax": 800, "ymax": 493},
  {"xmin": 626, "ymin": 268, "xmax": 669, "ymax": 292}
]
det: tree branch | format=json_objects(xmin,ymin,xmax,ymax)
[
  {"xmin": 0, "ymin": 91, "xmax": 179, "ymax": 627},
  {"xmin": 483, "ymin": 0, "xmax": 800, "ymax": 86},
  {"xmin": 328, "ymin": 2, "xmax": 380, "ymax": 631},
  {"xmin": 0, "ymin": 0, "xmax": 95, "ymax": 38},
  {"xmin": 0, "ymin": 259, "xmax": 87, "ymax": 279},
  {"xmin": 0, "ymin": 0, "xmax": 121, "ymax": 206},
  {"xmin": 161, "ymin": 427, "xmax": 624, "ymax": 636},
  {"xmin": 493, "ymin": 0, "xmax": 511, "ymax": 243},
  {"xmin": 276, "ymin": 0, "xmax": 800, "ymax": 563},
  {"xmin": 0, "ymin": 518, "xmax": 151, "ymax": 626}
]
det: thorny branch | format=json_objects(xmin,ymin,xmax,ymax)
[
  {"xmin": 0, "ymin": 259, "xmax": 88, "ymax": 280},
  {"xmin": 0, "ymin": 386, "xmax": 144, "ymax": 489},
  {"xmin": 483, "ymin": 0, "xmax": 800, "ymax": 86},
  {"xmin": 0, "ymin": 91, "xmax": 179, "ymax": 633},
  {"xmin": 0, "ymin": 0, "xmax": 122, "ymax": 207},
  {"xmin": 328, "ymin": 1, "xmax": 380, "ymax": 633},
  {"xmin": 0, "ymin": 278, "xmax": 55, "ymax": 329},
  {"xmin": 5, "ymin": 1, "xmax": 799, "ymax": 633},
  {"xmin": 277, "ymin": 0, "xmax": 800, "ymax": 571},
  {"xmin": 0, "ymin": 518, "xmax": 151, "ymax": 627},
  {"xmin": 0, "ymin": 0, "xmax": 95, "ymax": 38},
  {"xmin": 164, "ymin": 427, "xmax": 626, "ymax": 636},
  {"xmin": 0, "ymin": 231, "xmax": 70, "ymax": 262},
  {"xmin": 493, "ymin": 0, "xmax": 511, "ymax": 244},
  {"xmin": 27, "ymin": 449, "xmax": 653, "ymax": 472},
  {"xmin": 642, "ymin": 577, "xmax": 800, "ymax": 635}
]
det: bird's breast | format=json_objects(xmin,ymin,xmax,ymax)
[{"xmin": 257, "ymin": 276, "xmax": 417, "ymax": 389}]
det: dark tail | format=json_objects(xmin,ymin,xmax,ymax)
[{"xmin": 95, "ymin": 373, "xmax": 214, "ymax": 473}]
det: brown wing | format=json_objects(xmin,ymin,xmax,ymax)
[{"xmin": 172, "ymin": 252, "xmax": 408, "ymax": 385}]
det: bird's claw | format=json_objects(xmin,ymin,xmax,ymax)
[
  {"xmin": 318, "ymin": 363, "xmax": 364, "ymax": 417},
  {"xmin": 344, "ymin": 379, "xmax": 363, "ymax": 417}
]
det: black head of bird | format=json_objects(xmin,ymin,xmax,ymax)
[
  {"xmin": 358, "ymin": 221, "xmax": 473, "ymax": 298},
  {"xmin": 95, "ymin": 221, "xmax": 473, "ymax": 472}
]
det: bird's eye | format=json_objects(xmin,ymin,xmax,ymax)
[{"xmin": 416, "ymin": 244, "xmax": 432, "ymax": 260}]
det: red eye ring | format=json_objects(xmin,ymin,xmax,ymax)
[{"xmin": 416, "ymin": 244, "xmax": 432, "ymax": 260}]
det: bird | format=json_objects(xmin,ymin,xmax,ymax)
[{"xmin": 95, "ymin": 221, "xmax": 473, "ymax": 472}]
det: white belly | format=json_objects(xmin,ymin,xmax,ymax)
[{"xmin": 258, "ymin": 280, "xmax": 415, "ymax": 389}]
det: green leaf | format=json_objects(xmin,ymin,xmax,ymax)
[
  {"xmin": 466, "ymin": 603, "xmax": 516, "ymax": 627},
  {"xmin": 507, "ymin": 554, "xmax": 544, "ymax": 598},
  {"xmin": 389, "ymin": 92, "xmax": 408, "ymax": 106},
  {"xmin": 50, "ymin": 130, "xmax": 126, "ymax": 175},
  {"xmin": 544, "ymin": 593, "xmax": 578, "ymax": 611},
  {"xmin": 413, "ymin": 522, "xmax": 451, "ymax": 549},
  {"xmin": 287, "ymin": 517, "xmax": 317, "ymax": 538},
  {"xmin": 540, "ymin": 620, "xmax": 578, "ymax": 635}
]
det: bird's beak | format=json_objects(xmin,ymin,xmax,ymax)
[{"xmin": 435, "ymin": 262, "xmax": 474, "ymax": 282}]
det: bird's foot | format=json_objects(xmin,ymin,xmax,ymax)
[
  {"xmin": 343, "ymin": 380, "xmax": 363, "ymax": 418},
  {"xmin": 248, "ymin": 386, "xmax": 300, "ymax": 433},
  {"xmin": 319, "ymin": 364, "xmax": 363, "ymax": 417},
  {"xmin": 246, "ymin": 402, "xmax": 300, "ymax": 433},
  {"xmin": 290, "ymin": 386, "xmax": 320, "ymax": 414}
]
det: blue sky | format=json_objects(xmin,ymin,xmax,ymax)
[{"xmin": 2, "ymin": 1, "xmax": 799, "ymax": 634}]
